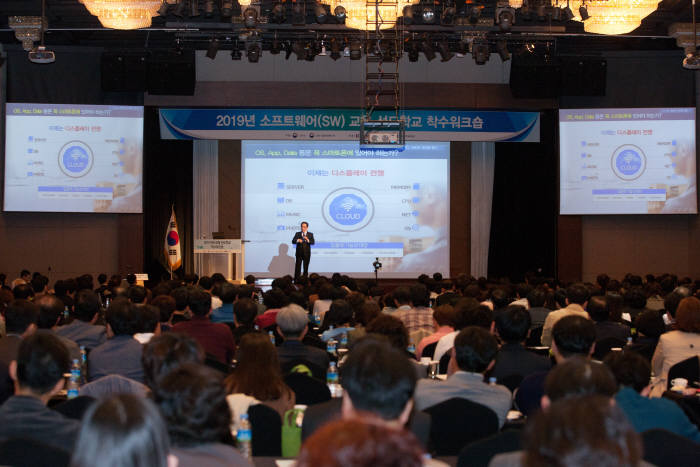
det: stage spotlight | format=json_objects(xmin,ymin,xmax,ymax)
[
  {"xmin": 206, "ymin": 38, "xmax": 219, "ymax": 59},
  {"xmin": 243, "ymin": 7, "xmax": 258, "ymax": 28},
  {"xmin": 437, "ymin": 40, "xmax": 453, "ymax": 62},
  {"xmin": 561, "ymin": 1, "xmax": 575, "ymax": 20},
  {"xmin": 330, "ymin": 38, "xmax": 341, "ymax": 60},
  {"xmin": 173, "ymin": 0, "xmax": 186, "ymax": 17},
  {"xmin": 421, "ymin": 38, "xmax": 435, "ymax": 61},
  {"xmin": 334, "ymin": 6, "xmax": 347, "ymax": 23},
  {"xmin": 442, "ymin": 6, "xmax": 456, "ymax": 25},
  {"xmin": 496, "ymin": 40, "xmax": 510, "ymax": 62},
  {"xmin": 536, "ymin": 3, "xmax": 546, "ymax": 20},
  {"xmin": 270, "ymin": 38, "xmax": 282, "ymax": 55},
  {"xmin": 292, "ymin": 41, "xmax": 306, "ymax": 60},
  {"xmin": 403, "ymin": 5, "xmax": 414, "ymax": 25},
  {"xmin": 496, "ymin": 8, "xmax": 515, "ymax": 31},
  {"xmin": 472, "ymin": 42, "xmax": 490, "ymax": 65},
  {"xmin": 318, "ymin": 40, "xmax": 328, "ymax": 56},
  {"xmin": 157, "ymin": 1, "xmax": 169, "ymax": 17},
  {"xmin": 579, "ymin": 4, "xmax": 590, "ymax": 20},
  {"xmin": 292, "ymin": 3, "xmax": 305, "ymax": 24},
  {"xmin": 406, "ymin": 41, "xmax": 420, "ymax": 62},
  {"xmin": 468, "ymin": 6, "xmax": 481, "ymax": 24},
  {"xmin": 247, "ymin": 42, "xmax": 261, "ymax": 63},
  {"xmin": 203, "ymin": 0, "xmax": 214, "ymax": 17},
  {"xmin": 349, "ymin": 40, "xmax": 362, "ymax": 60},
  {"xmin": 316, "ymin": 4, "xmax": 328, "ymax": 23},
  {"xmin": 221, "ymin": 1, "xmax": 234, "ymax": 17},
  {"xmin": 421, "ymin": 6, "xmax": 436, "ymax": 24},
  {"xmin": 231, "ymin": 47, "xmax": 242, "ymax": 60}
]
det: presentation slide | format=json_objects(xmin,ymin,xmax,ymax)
[
  {"xmin": 242, "ymin": 141, "xmax": 450, "ymax": 278},
  {"xmin": 560, "ymin": 108, "xmax": 696, "ymax": 215},
  {"xmin": 4, "ymin": 103, "xmax": 143, "ymax": 213}
]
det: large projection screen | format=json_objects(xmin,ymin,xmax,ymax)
[
  {"xmin": 242, "ymin": 141, "xmax": 450, "ymax": 278},
  {"xmin": 4, "ymin": 103, "xmax": 143, "ymax": 213},
  {"xmin": 559, "ymin": 108, "xmax": 696, "ymax": 215}
]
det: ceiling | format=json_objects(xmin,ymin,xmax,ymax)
[{"xmin": 0, "ymin": 0, "xmax": 694, "ymax": 55}]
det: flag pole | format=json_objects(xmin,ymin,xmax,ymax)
[{"xmin": 170, "ymin": 204, "xmax": 174, "ymax": 280}]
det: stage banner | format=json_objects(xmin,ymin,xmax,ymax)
[{"xmin": 159, "ymin": 108, "xmax": 539, "ymax": 142}]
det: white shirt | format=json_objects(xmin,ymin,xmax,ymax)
[{"xmin": 433, "ymin": 330, "xmax": 459, "ymax": 361}]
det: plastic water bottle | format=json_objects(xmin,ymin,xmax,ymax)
[
  {"xmin": 79, "ymin": 346, "xmax": 87, "ymax": 384},
  {"xmin": 268, "ymin": 330, "xmax": 276, "ymax": 345},
  {"xmin": 407, "ymin": 342, "xmax": 416, "ymax": 355},
  {"xmin": 67, "ymin": 359, "xmax": 81, "ymax": 399},
  {"xmin": 313, "ymin": 309, "xmax": 321, "ymax": 326},
  {"xmin": 237, "ymin": 413, "xmax": 252, "ymax": 460},
  {"xmin": 326, "ymin": 338, "xmax": 337, "ymax": 356},
  {"xmin": 626, "ymin": 336, "xmax": 633, "ymax": 346},
  {"xmin": 327, "ymin": 361, "xmax": 339, "ymax": 385},
  {"xmin": 488, "ymin": 376, "xmax": 497, "ymax": 386},
  {"xmin": 339, "ymin": 332, "xmax": 348, "ymax": 348}
]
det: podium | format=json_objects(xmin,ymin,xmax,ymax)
[{"xmin": 193, "ymin": 239, "xmax": 244, "ymax": 283}]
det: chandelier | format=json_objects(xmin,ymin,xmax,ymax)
[
  {"xmin": 79, "ymin": 0, "xmax": 162, "ymax": 30},
  {"xmin": 573, "ymin": 0, "xmax": 660, "ymax": 35}
]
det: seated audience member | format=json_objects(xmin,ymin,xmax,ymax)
[
  {"xmin": 365, "ymin": 314, "xmax": 417, "ymax": 360},
  {"xmin": 526, "ymin": 288, "xmax": 550, "ymax": 329},
  {"xmin": 169, "ymin": 286, "xmax": 192, "ymax": 325},
  {"xmin": 516, "ymin": 315, "xmax": 596, "ymax": 416},
  {"xmin": 388, "ymin": 286, "xmax": 413, "ymax": 318},
  {"xmin": 605, "ymin": 351, "xmax": 700, "ymax": 442},
  {"xmin": 416, "ymin": 305, "xmax": 455, "ymax": 359},
  {"xmin": 436, "ymin": 280, "xmax": 460, "ymax": 307},
  {"xmin": 0, "ymin": 299, "xmax": 38, "ymax": 367},
  {"xmin": 150, "ymin": 294, "xmax": 176, "ymax": 332},
  {"xmin": 432, "ymin": 298, "xmax": 486, "ymax": 361},
  {"xmin": 225, "ymin": 332, "xmax": 295, "ymax": 419},
  {"xmin": 56, "ymin": 290, "xmax": 106, "ymax": 349},
  {"xmin": 414, "ymin": 326, "xmax": 512, "ymax": 427},
  {"xmin": 31, "ymin": 274, "xmax": 49, "ymax": 296},
  {"xmin": 231, "ymin": 298, "xmax": 258, "ymax": 345},
  {"xmin": 153, "ymin": 363, "xmax": 251, "ymax": 467},
  {"xmin": 11, "ymin": 270, "xmax": 31, "ymax": 289},
  {"xmin": 348, "ymin": 299, "xmax": 380, "ymax": 344},
  {"xmin": 510, "ymin": 283, "xmax": 531, "ymax": 310},
  {"xmin": 276, "ymin": 304, "xmax": 329, "ymax": 370},
  {"xmin": 0, "ymin": 333, "xmax": 80, "ymax": 451},
  {"xmin": 320, "ymin": 299, "xmax": 355, "ymax": 342},
  {"xmin": 172, "ymin": 288, "xmax": 235, "ymax": 365},
  {"xmin": 541, "ymin": 283, "xmax": 590, "ymax": 347},
  {"xmin": 133, "ymin": 305, "xmax": 161, "ymax": 344},
  {"xmin": 651, "ymin": 296, "xmax": 700, "ymax": 396},
  {"xmin": 199, "ymin": 276, "xmax": 223, "ymax": 311},
  {"xmin": 254, "ymin": 288, "xmax": 290, "ymax": 329},
  {"xmin": 312, "ymin": 283, "xmax": 334, "ymax": 321},
  {"xmin": 142, "ymin": 332, "xmax": 204, "ymax": 391},
  {"xmin": 54, "ymin": 280, "xmax": 74, "ymax": 312},
  {"xmin": 12, "ymin": 283, "xmax": 34, "ymax": 300},
  {"xmin": 623, "ymin": 286, "xmax": 650, "ymax": 323},
  {"xmin": 127, "ymin": 285, "xmax": 148, "ymax": 305},
  {"xmin": 588, "ymin": 295, "xmax": 631, "ymax": 342},
  {"xmin": 297, "ymin": 419, "xmax": 425, "ymax": 467},
  {"xmin": 490, "ymin": 305, "xmax": 551, "ymax": 382},
  {"xmin": 302, "ymin": 336, "xmax": 430, "ymax": 446},
  {"xmin": 662, "ymin": 287, "xmax": 690, "ymax": 330},
  {"xmin": 627, "ymin": 310, "xmax": 666, "ymax": 360},
  {"xmin": 71, "ymin": 394, "xmax": 176, "ymax": 467},
  {"xmin": 514, "ymin": 396, "xmax": 642, "ymax": 467},
  {"xmin": 211, "ymin": 282, "xmax": 236, "ymax": 324},
  {"xmin": 88, "ymin": 298, "xmax": 144, "ymax": 383},
  {"xmin": 397, "ymin": 284, "xmax": 435, "ymax": 347},
  {"xmin": 35, "ymin": 294, "xmax": 80, "ymax": 361}
]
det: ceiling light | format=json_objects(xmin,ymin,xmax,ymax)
[
  {"xmin": 292, "ymin": 3, "xmax": 305, "ymax": 25},
  {"xmin": 496, "ymin": 7, "xmax": 514, "ymax": 31},
  {"xmin": 468, "ymin": 6, "xmax": 481, "ymax": 24},
  {"xmin": 422, "ymin": 6, "xmax": 436, "ymax": 24},
  {"xmin": 579, "ymin": 4, "xmax": 590, "ymax": 21},
  {"xmin": 561, "ymin": 5, "xmax": 574, "ymax": 20},
  {"xmin": 8, "ymin": 16, "xmax": 44, "ymax": 51},
  {"xmin": 80, "ymin": 0, "xmax": 162, "ymax": 29},
  {"xmin": 206, "ymin": 37, "xmax": 219, "ymax": 59},
  {"xmin": 334, "ymin": 6, "xmax": 347, "ymax": 23},
  {"xmin": 442, "ymin": 7, "xmax": 456, "ymax": 25},
  {"xmin": 221, "ymin": 1, "xmax": 234, "ymax": 17},
  {"xmin": 472, "ymin": 42, "xmax": 490, "ymax": 65},
  {"xmin": 247, "ymin": 41, "xmax": 261, "ymax": 63},
  {"xmin": 270, "ymin": 3, "xmax": 286, "ymax": 23},
  {"xmin": 157, "ymin": 2, "xmax": 169, "ymax": 16},
  {"xmin": 496, "ymin": 40, "xmax": 510, "ymax": 61},
  {"xmin": 437, "ymin": 40, "xmax": 453, "ymax": 62},
  {"xmin": 243, "ymin": 7, "xmax": 258, "ymax": 28}
]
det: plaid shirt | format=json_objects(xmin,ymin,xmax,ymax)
[{"xmin": 396, "ymin": 306, "xmax": 434, "ymax": 345}]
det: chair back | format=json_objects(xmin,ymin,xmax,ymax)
[
  {"xmin": 423, "ymin": 397, "xmax": 499, "ymax": 455},
  {"xmin": 525, "ymin": 326, "xmax": 543, "ymax": 347},
  {"xmin": 249, "ymin": 403, "xmax": 282, "ymax": 457},
  {"xmin": 642, "ymin": 428, "xmax": 700, "ymax": 467},
  {"xmin": 667, "ymin": 355, "xmax": 700, "ymax": 390},
  {"xmin": 284, "ymin": 372, "xmax": 331, "ymax": 405},
  {"xmin": 0, "ymin": 437, "xmax": 70, "ymax": 467},
  {"xmin": 422, "ymin": 341, "xmax": 438, "ymax": 359},
  {"xmin": 497, "ymin": 374, "xmax": 525, "ymax": 393},
  {"xmin": 439, "ymin": 351, "xmax": 451, "ymax": 374},
  {"xmin": 592, "ymin": 337, "xmax": 627, "ymax": 360}
]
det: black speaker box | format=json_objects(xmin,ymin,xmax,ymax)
[
  {"xmin": 101, "ymin": 50, "xmax": 149, "ymax": 92},
  {"xmin": 509, "ymin": 56, "xmax": 563, "ymax": 99},
  {"xmin": 560, "ymin": 58, "xmax": 607, "ymax": 96},
  {"xmin": 147, "ymin": 49, "xmax": 196, "ymax": 96}
]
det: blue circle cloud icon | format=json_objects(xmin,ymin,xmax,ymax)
[
  {"xmin": 58, "ymin": 141, "xmax": 94, "ymax": 178},
  {"xmin": 322, "ymin": 187, "xmax": 375, "ymax": 232},
  {"xmin": 611, "ymin": 144, "xmax": 646, "ymax": 181}
]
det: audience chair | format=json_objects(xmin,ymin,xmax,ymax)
[
  {"xmin": 0, "ymin": 437, "xmax": 70, "ymax": 467},
  {"xmin": 457, "ymin": 429, "xmax": 523, "ymax": 467},
  {"xmin": 78, "ymin": 374, "xmax": 149, "ymax": 399},
  {"xmin": 284, "ymin": 372, "xmax": 331, "ymax": 405},
  {"xmin": 439, "ymin": 351, "xmax": 451, "ymax": 374},
  {"xmin": 50, "ymin": 395, "xmax": 96, "ymax": 420},
  {"xmin": 667, "ymin": 356, "xmax": 700, "ymax": 391},
  {"xmin": 592, "ymin": 337, "xmax": 627, "ymax": 361},
  {"xmin": 525, "ymin": 326, "xmax": 543, "ymax": 347},
  {"xmin": 249, "ymin": 403, "xmax": 282, "ymax": 457},
  {"xmin": 423, "ymin": 397, "xmax": 499, "ymax": 455},
  {"xmin": 497, "ymin": 374, "xmax": 525, "ymax": 393},
  {"xmin": 421, "ymin": 342, "xmax": 438, "ymax": 359},
  {"xmin": 281, "ymin": 359, "xmax": 326, "ymax": 381},
  {"xmin": 642, "ymin": 428, "xmax": 700, "ymax": 467}
]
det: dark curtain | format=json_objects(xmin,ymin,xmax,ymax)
[
  {"xmin": 142, "ymin": 106, "xmax": 193, "ymax": 281},
  {"xmin": 487, "ymin": 110, "xmax": 557, "ymax": 281}
]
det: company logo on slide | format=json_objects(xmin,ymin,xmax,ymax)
[
  {"xmin": 611, "ymin": 144, "xmax": 646, "ymax": 181},
  {"xmin": 322, "ymin": 187, "xmax": 375, "ymax": 232},
  {"xmin": 58, "ymin": 141, "xmax": 94, "ymax": 178}
]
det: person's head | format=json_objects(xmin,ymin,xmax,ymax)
[
  {"xmin": 365, "ymin": 315, "xmax": 409, "ymax": 351},
  {"xmin": 74, "ymin": 289, "xmax": 101, "ymax": 322},
  {"xmin": 296, "ymin": 418, "xmax": 423, "ymax": 467},
  {"xmin": 624, "ymin": 287, "xmax": 647, "ymax": 310},
  {"xmin": 322, "ymin": 299, "xmax": 354, "ymax": 329},
  {"xmin": 392, "ymin": 286, "xmax": 412, "ymax": 307},
  {"xmin": 527, "ymin": 288, "xmax": 546, "ymax": 308},
  {"xmin": 340, "ymin": 336, "xmax": 417, "ymax": 424},
  {"xmin": 633, "ymin": 309, "xmax": 665, "ymax": 338},
  {"xmin": 97, "ymin": 273, "xmax": 108, "ymax": 285},
  {"xmin": 543, "ymin": 357, "xmax": 617, "ymax": 404},
  {"xmin": 587, "ymin": 295, "xmax": 610, "ymax": 323},
  {"xmin": 170, "ymin": 287, "xmax": 189, "ymax": 312},
  {"xmin": 30, "ymin": 275, "xmax": 48, "ymax": 295},
  {"xmin": 187, "ymin": 288, "xmax": 212, "ymax": 317},
  {"xmin": 197, "ymin": 276, "xmax": 214, "ymax": 291},
  {"xmin": 276, "ymin": 303, "xmax": 309, "ymax": 339},
  {"xmin": 551, "ymin": 315, "xmax": 596, "ymax": 361},
  {"xmin": 12, "ymin": 283, "xmax": 34, "ymax": 300},
  {"xmin": 4, "ymin": 299, "xmax": 39, "ymax": 336},
  {"xmin": 106, "ymin": 298, "xmax": 138, "ymax": 336},
  {"xmin": 70, "ymin": 394, "xmax": 174, "ymax": 467},
  {"xmin": 676, "ymin": 296, "xmax": 700, "ymax": 333},
  {"xmin": 76, "ymin": 274, "xmax": 94, "ymax": 292},
  {"xmin": 490, "ymin": 288, "xmax": 511, "ymax": 310},
  {"xmin": 263, "ymin": 287, "xmax": 289, "ymax": 309},
  {"xmin": 153, "ymin": 363, "xmax": 230, "ymax": 447},
  {"xmin": 150, "ymin": 295, "xmax": 176, "ymax": 323},
  {"xmin": 524, "ymin": 395, "xmax": 642, "ymax": 467},
  {"xmin": 35, "ymin": 294, "xmax": 65, "ymax": 329},
  {"xmin": 566, "ymin": 283, "xmax": 590, "ymax": 306},
  {"xmin": 219, "ymin": 282, "xmax": 237, "ymax": 305},
  {"xmin": 12, "ymin": 332, "xmax": 69, "ymax": 397},
  {"xmin": 409, "ymin": 284, "xmax": 430, "ymax": 308},
  {"xmin": 301, "ymin": 221, "xmax": 309, "ymax": 233},
  {"xmin": 515, "ymin": 282, "xmax": 532, "ymax": 300},
  {"xmin": 232, "ymin": 298, "xmax": 256, "ymax": 328},
  {"xmin": 454, "ymin": 299, "xmax": 492, "ymax": 330},
  {"xmin": 126, "ymin": 274, "xmax": 137, "ymax": 286},
  {"xmin": 138, "ymin": 305, "xmax": 161, "ymax": 334},
  {"xmin": 494, "ymin": 305, "xmax": 531, "ymax": 344},
  {"xmin": 142, "ymin": 332, "xmax": 204, "ymax": 390},
  {"xmin": 596, "ymin": 273, "xmax": 611, "ymax": 291},
  {"xmin": 355, "ymin": 300, "xmax": 380, "ymax": 327},
  {"xmin": 604, "ymin": 351, "xmax": 651, "ymax": 394},
  {"xmin": 127, "ymin": 286, "xmax": 147, "ymax": 305},
  {"xmin": 433, "ymin": 304, "xmax": 455, "ymax": 328},
  {"xmin": 452, "ymin": 326, "xmax": 499, "ymax": 374},
  {"xmin": 225, "ymin": 332, "xmax": 286, "ymax": 401}
]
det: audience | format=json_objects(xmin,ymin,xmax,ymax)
[
  {"xmin": 0, "ymin": 299, "xmax": 38, "ymax": 367},
  {"xmin": 588, "ymin": 294, "xmax": 631, "ymax": 342},
  {"xmin": 541, "ymin": 283, "xmax": 590, "ymax": 347},
  {"xmin": 35, "ymin": 294, "xmax": 81, "ymax": 361},
  {"xmin": 415, "ymin": 304, "xmax": 455, "ymax": 359},
  {"xmin": 56, "ymin": 290, "xmax": 106, "ymax": 350},
  {"xmin": 211, "ymin": 282, "xmax": 236, "ymax": 324},
  {"xmin": 70, "ymin": 394, "xmax": 176, "ymax": 467},
  {"xmin": 276, "ymin": 304, "xmax": 329, "ymax": 370},
  {"xmin": 142, "ymin": 332, "xmax": 204, "ymax": 391},
  {"xmin": 525, "ymin": 288, "xmax": 550, "ymax": 329},
  {"xmin": 231, "ymin": 298, "xmax": 258, "ymax": 345}
]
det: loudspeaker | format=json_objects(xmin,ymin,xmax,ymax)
[
  {"xmin": 560, "ymin": 58, "xmax": 606, "ymax": 96},
  {"xmin": 147, "ymin": 49, "xmax": 196, "ymax": 96},
  {"xmin": 101, "ymin": 50, "xmax": 148, "ymax": 92},
  {"xmin": 509, "ymin": 56, "xmax": 562, "ymax": 99}
]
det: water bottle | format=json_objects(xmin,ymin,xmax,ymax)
[
  {"xmin": 79, "ymin": 346, "xmax": 87, "ymax": 384},
  {"xmin": 326, "ymin": 361, "xmax": 339, "ymax": 385},
  {"xmin": 326, "ymin": 338, "xmax": 337, "ymax": 356},
  {"xmin": 63, "ymin": 306, "xmax": 69, "ymax": 322},
  {"xmin": 67, "ymin": 359, "xmax": 81, "ymax": 399},
  {"xmin": 626, "ymin": 336, "xmax": 633, "ymax": 346},
  {"xmin": 237, "ymin": 413, "xmax": 252, "ymax": 460},
  {"xmin": 268, "ymin": 330, "xmax": 276, "ymax": 346},
  {"xmin": 313, "ymin": 309, "xmax": 321, "ymax": 326},
  {"xmin": 407, "ymin": 342, "xmax": 416, "ymax": 355},
  {"xmin": 339, "ymin": 332, "xmax": 348, "ymax": 348},
  {"xmin": 488, "ymin": 376, "xmax": 497, "ymax": 386}
]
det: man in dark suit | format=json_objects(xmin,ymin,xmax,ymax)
[{"xmin": 291, "ymin": 221, "xmax": 314, "ymax": 280}]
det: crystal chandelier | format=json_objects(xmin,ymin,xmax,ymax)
[
  {"xmin": 79, "ymin": 0, "xmax": 162, "ymax": 30},
  {"xmin": 572, "ymin": 0, "xmax": 660, "ymax": 35},
  {"xmin": 325, "ymin": 0, "xmax": 420, "ymax": 30}
]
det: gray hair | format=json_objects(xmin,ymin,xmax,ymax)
[{"xmin": 276, "ymin": 303, "xmax": 309, "ymax": 336}]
